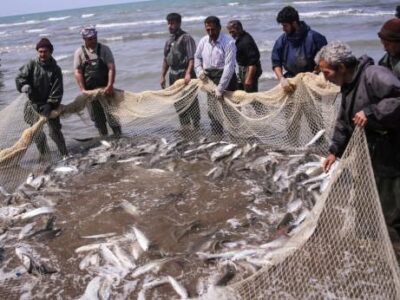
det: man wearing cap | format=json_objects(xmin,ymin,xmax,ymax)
[
  {"xmin": 378, "ymin": 6, "xmax": 400, "ymax": 78},
  {"xmin": 74, "ymin": 26, "xmax": 121, "ymax": 136},
  {"xmin": 16, "ymin": 38, "xmax": 68, "ymax": 158},
  {"xmin": 160, "ymin": 12, "xmax": 201, "ymax": 131}
]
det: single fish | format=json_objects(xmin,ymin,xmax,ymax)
[
  {"xmin": 113, "ymin": 245, "xmax": 135, "ymax": 269},
  {"xmin": 81, "ymin": 232, "xmax": 117, "ymax": 239},
  {"xmin": 133, "ymin": 227, "xmax": 150, "ymax": 251},
  {"xmin": 100, "ymin": 244, "xmax": 122, "ymax": 268},
  {"xmin": 305, "ymin": 129, "xmax": 326, "ymax": 147},
  {"xmin": 210, "ymin": 144, "xmax": 236, "ymax": 162},
  {"xmin": 79, "ymin": 276, "xmax": 103, "ymax": 300},
  {"xmin": 17, "ymin": 206, "xmax": 54, "ymax": 220},
  {"xmin": 75, "ymin": 242, "xmax": 114, "ymax": 253},
  {"xmin": 54, "ymin": 166, "xmax": 78, "ymax": 173},
  {"xmin": 100, "ymin": 140, "xmax": 112, "ymax": 148},
  {"xmin": 168, "ymin": 276, "xmax": 188, "ymax": 299},
  {"xmin": 131, "ymin": 258, "xmax": 170, "ymax": 278},
  {"xmin": 18, "ymin": 223, "xmax": 35, "ymax": 240}
]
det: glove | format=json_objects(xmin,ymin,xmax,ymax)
[
  {"xmin": 280, "ymin": 77, "xmax": 296, "ymax": 94},
  {"xmin": 39, "ymin": 103, "xmax": 53, "ymax": 118},
  {"xmin": 21, "ymin": 84, "xmax": 32, "ymax": 94},
  {"xmin": 199, "ymin": 71, "xmax": 207, "ymax": 81}
]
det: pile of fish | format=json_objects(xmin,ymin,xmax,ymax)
[{"xmin": 0, "ymin": 132, "xmax": 337, "ymax": 299}]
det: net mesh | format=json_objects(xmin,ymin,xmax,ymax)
[{"xmin": 0, "ymin": 73, "xmax": 399, "ymax": 299}]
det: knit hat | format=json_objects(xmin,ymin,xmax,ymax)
[
  {"xmin": 378, "ymin": 17, "xmax": 400, "ymax": 42},
  {"xmin": 81, "ymin": 25, "xmax": 97, "ymax": 39},
  {"xmin": 36, "ymin": 38, "xmax": 54, "ymax": 53}
]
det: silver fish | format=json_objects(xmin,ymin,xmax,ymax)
[
  {"xmin": 117, "ymin": 157, "xmax": 143, "ymax": 163},
  {"xmin": 100, "ymin": 140, "xmax": 112, "ymax": 148},
  {"xmin": 168, "ymin": 276, "xmax": 188, "ymax": 299},
  {"xmin": 79, "ymin": 253, "xmax": 100, "ymax": 270},
  {"xmin": 79, "ymin": 276, "xmax": 103, "ymax": 300},
  {"xmin": 17, "ymin": 206, "xmax": 54, "ymax": 220},
  {"xmin": 210, "ymin": 144, "xmax": 236, "ymax": 162},
  {"xmin": 120, "ymin": 200, "xmax": 140, "ymax": 218},
  {"xmin": 75, "ymin": 242, "xmax": 114, "ymax": 253},
  {"xmin": 131, "ymin": 258, "xmax": 170, "ymax": 278},
  {"xmin": 15, "ymin": 245, "xmax": 56, "ymax": 275},
  {"xmin": 132, "ymin": 227, "xmax": 150, "ymax": 251},
  {"xmin": 305, "ymin": 129, "xmax": 326, "ymax": 147},
  {"xmin": 81, "ymin": 232, "xmax": 117, "ymax": 239},
  {"xmin": 113, "ymin": 245, "xmax": 135, "ymax": 270},
  {"xmin": 100, "ymin": 244, "xmax": 122, "ymax": 268},
  {"xmin": 54, "ymin": 166, "xmax": 78, "ymax": 173}
]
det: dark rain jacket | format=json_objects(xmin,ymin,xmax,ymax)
[
  {"xmin": 16, "ymin": 57, "xmax": 63, "ymax": 108},
  {"xmin": 379, "ymin": 53, "xmax": 400, "ymax": 79},
  {"xmin": 271, "ymin": 21, "xmax": 327, "ymax": 78},
  {"xmin": 329, "ymin": 55, "xmax": 400, "ymax": 177}
]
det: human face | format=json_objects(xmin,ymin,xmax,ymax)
[
  {"xmin": 380, "ymin": 39, "xmax": 400, "ymax": 57},
  {"xmin": 318, "ymin": 59, "xmax": 346, "ymax": 86},
  {"xmin": 84, "ymin": 36, "xmax": 97, "ymax": 49},
  {"xmin": 37, "ymin": 47, "xmax": 51, "ymax": 62},
  {"xmin": 227, "ymin": 26, "xmax": 239, "ymax": 40},
  {"xmin": 205, "ymin": 22, "xmax": 220, "ymax": 42},
  {"xmin": 281, "ymin": 22, "xmax": 296, "ymax": 35},
  {"xmin": 168, "ymin": 20, "xmax": 180, "ymax": 34}
]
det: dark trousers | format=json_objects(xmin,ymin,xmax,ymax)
[
  {"xmin": 237, "ymin": 65, "xmax": 263, "ymax": 114},
  {"xmin": 24, "ymin": 101, "xmax": 68, "ymax": 156},
  {"xmin": 169, "ymin": 71, "xmax": 201, "ymax": 128},
  {"xmin": 205, "ymin": 69, "xmax": 237, "ymax": 135},
  {"xmin": 87, "ymin": 98, "xmax": 121, "ymax": 136}
]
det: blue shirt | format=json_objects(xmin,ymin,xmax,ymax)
[{"xmin": 271, "ymin": 22, "xmax": 327, "ymax": 78}]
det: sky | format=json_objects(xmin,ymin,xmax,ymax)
[{"xmin": 1, "ymin": 0, "xmax": 143, "ymax": 18}]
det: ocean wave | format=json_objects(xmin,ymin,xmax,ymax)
[
  {"xmin": 68, "ymin": 25, "xmax": 81, "ymax": 31},
  {"xmin": 26, "ymin": 28, "xmax": 46, "ymax": 33},
  {"xmin": 39, "ymin": 33, "xmax": 51, "ymax": 37},
  {"xmin": 0, "ymin": 20, "xmax": 38, "ymax": 28},
  {"xmin": 301, "ymin": 9, "xmax": 393, "ymax": 18},
  {"xmin": 104, "ymin": 36, "xmax": 124, "ymax": 41},
  {"xmin": 54, "ymin": 54, "xmax": 71, "ymax": 61},
  {"xmin": 82, "ymin": 14, "xmax": 94, "ymax": 18},
  {"xmin": 228, "ymin": 2, "xmax": 239, "ymax": 6},
  {"xmin": 293, "ymin": 1, "xmax": 325, "ymax": 4},
  {"xmin": 141, "ymin": 31, "xmax": 165, "ymax": 37},
  {"xmin": 48, "ymin": 16, "xmax": 71, "ymax": 22},
  {"xmin": 96, "ymin": 16, "xmax": 206, "ymax": 29}
]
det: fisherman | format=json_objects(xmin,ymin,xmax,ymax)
[
  {"xmin": 378, "ymin": 6, "xmax": 400, "ymax": 78},
  {"xmin": 160, "ymin": 13, "xmax": 201, "ymax": 131},
  {"xmin": 318, "ymin": 41, "xmax": 400, "ymax": 237},
  {"xmin": 272, "ymin": 6, "xmax": 327, "ymax": 92},
  {"xmin": 226, "ymin": 20, "xmax": 262, "ymax": 93},
  {"xmin": 195, "ymin": 16, "xmax": 237, "ymax": 136},
  {"xmin": 16, "ymin": 38, "xmax": 68, "ymax": 158},
  {"xmin": 74, "ymin": 25, "xmax": 122, "ymax": 137}
]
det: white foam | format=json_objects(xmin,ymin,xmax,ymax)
[
  {"xmin": 104, "ymin": 36, "xmax": 124, "ymax": 41},
  {"xmin": 54, "ymin": 54, "xmax": 70, "ymax": 61},
  {"xmin": 82, "ymin": 14, "xmax": 94, "ymax": 18},
  {"xmin": 39, "ymin": 33, "xmax": 51, "ymax": 37},
  {"xmin": 301, "ymin": 9, "xmax": 393, "ymax": 18},
  {"xmin": 141, "ymin": 31, "xmax": 164, "ymax": 37},
  {"xmin": 48, "ymin": 16, "xmax": 71, "ymax": 22},
  {"xmin": 68, "ymin": 25, "xmax": 81, "ymax": 31},
  {"xmin": 0, "ymin": 20, "xmax": 38, "ymax": 28},
  {"xmin": 228, "ymin": 2, "xmax": 239, "ymax": 6},
  {"xmin": 293, "ymin": 1, "xmax": 325, "ymax": 4},
  {"xmin": 26, "ymin": 28, "xmax": 46, "ymax": 33}
]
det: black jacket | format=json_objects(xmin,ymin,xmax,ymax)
[{"xmin": 330, "ymin": 55, "xmax": 400, "ymax": 177}]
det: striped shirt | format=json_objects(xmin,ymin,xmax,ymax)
[{"xmin": 195, "ymin": 32, "xmax": 237, "ymax": 94}]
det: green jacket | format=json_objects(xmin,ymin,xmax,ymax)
[
  {"xmin": 15, "ymin": 57, "xmax": 63, "ymax": 107},
  {"xmin": 379, "ymin": 53, "xmax": 400, "ymax": 79}
]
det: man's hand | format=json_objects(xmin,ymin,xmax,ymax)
[
  {"xmin": 353, "ymin": 111, "xmax": 367, "ymax": 127},
  {"xmin": 21, "ymin": 84, "xmax": 32, "ymax": 94},
  {"xmin": 104, "ymin": 85, "xmax": 114, "ymax": 95},
  {"xmin": 199, "ymin": 71, "xmax": 207, "ymax": 81},
  {"xmin": 322, "ymin": 154, "xmax": 336, "ymax": 172},
  {"xmin": 160, "ymin": 76, "xmax": 166, "ymax": 89},
  {"xmin": 214, "ymin": 88, "xmax": 223, "ymax": 101},
  {"xmin": 184, "ymin": 72, "xmax": 191, "ymax": 85},
  {"xmin": 280, "ymin": 77, "xmax": 296, "ymax": 94},
  {"xmin": 39, "ymin": 103, "xmax": 52, "ymax": 118},
  {"xmin": 244, "ymin": 77, "xmax": 253, "ymax": 91}
]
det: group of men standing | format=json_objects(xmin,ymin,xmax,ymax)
[{"xmin": 14, "ymin": 6, "xmax": 400, "ymax": 239}]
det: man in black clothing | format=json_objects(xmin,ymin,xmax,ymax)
[{"xmin": 227, "ymin": 20, "xmax": 262, "ymax": 93}]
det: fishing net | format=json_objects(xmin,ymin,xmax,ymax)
[{"xmin": 0, "ymin": 73, "xmax": 399, "ymax": 299}]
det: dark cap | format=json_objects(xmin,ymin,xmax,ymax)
[
  {"xmin": 378, "ymin": 18, "xmax": 400, "ymax": 42},
  {"xmin": 36, "ymin": 38, "xmax": 54, "ymax": 53}
]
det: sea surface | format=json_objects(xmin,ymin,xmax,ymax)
[{"xmin": 0, "ymin": 0, "xmax": 398, "ymax": 110}]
